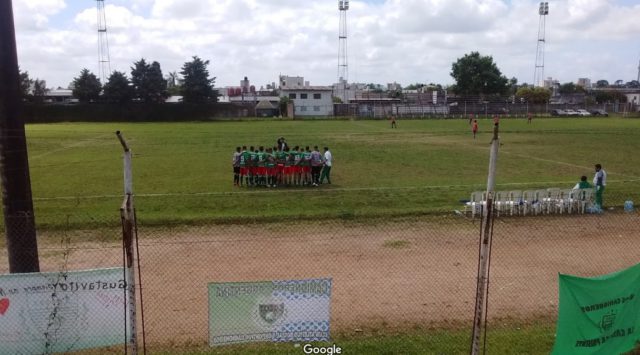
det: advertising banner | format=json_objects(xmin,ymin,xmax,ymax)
[
  {"xmin": 552, "ymin": 263, "xmax": 640, "ymax": 355},
  {"xmin": 0, "ymin": 267, "xmax": 127, "ymax": 355},
  {"xmin": 209, "ymin": 278, "xmax": 332, "ymax": 346}
]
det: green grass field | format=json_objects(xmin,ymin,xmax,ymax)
[
  {"xmin": 25, "ymin": 117, "xmax": 640, "ymax": 227},
  {"xmin": 83, "ymin": 322, "xmax": 557, "ymax": 354}
]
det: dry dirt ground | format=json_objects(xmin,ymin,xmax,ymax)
[{"xmin": 1, "ymin": 213, "xmax": 639, "ymax": 344}]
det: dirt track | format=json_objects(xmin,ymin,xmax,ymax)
[{"xmin": 1, "ymin": 213, "xmax": 639, "ymax": 344}]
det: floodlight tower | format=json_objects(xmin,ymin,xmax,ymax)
[
  {"xmin": 337, "ymin": 0, "xmax": 349, "ymax": 100},
  {"xmin": 97, "ymin": 0, "xmax": 111, "ymax": 85},
  {"xmin": 533, "ymin": 2, "xmax": 549, "ymax": 87}
]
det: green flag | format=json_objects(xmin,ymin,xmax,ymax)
[{"xmin": 552, "ymin": 263, "xmax": 640, "ymax": 355}]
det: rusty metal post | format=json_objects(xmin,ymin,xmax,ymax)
[
  {"xmin": 117, "ymin": 131, "xmax": 138, "ymax": 355},
  {"xmin": 471, "ymin": 123, "xmax": 500, "ymax": 355}
]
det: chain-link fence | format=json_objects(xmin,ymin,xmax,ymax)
[{"xmin": 0, "ymin": 185, "xmax": 639, "ymax": 353}]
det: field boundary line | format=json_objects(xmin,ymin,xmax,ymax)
[
  {"xmin": 30, "ymin": 133, "xmax": 112, "ymax": 160},
  {"xmin": 32, "ymin": 178, "xmax": 640, "ymax": 201}
]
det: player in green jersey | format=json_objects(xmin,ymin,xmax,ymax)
[
  {"xmin": 248, "ymin": 147, "xmax": 258, "ymax": 186},
  {"xmin": 256, "ymin": 146, "xmax": 266, "ymax": 187},
  {"xmin": 239, "ymin": 146, "xmax": 249, "ymax": 186}
]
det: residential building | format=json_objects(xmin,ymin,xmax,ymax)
[
  {"xmin": 279, "ymin": 75, "xmax": 305, "ymax": 88},
  {"xmin": 577, "ymin": 78, "xmax": 592, "ymax": 90},
  {"xmin": 281, "ymin": 86, "xmax": 333, "ymax": 117}
]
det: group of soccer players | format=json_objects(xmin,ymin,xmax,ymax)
[{"xmin": 232, "ymin": 145, "xmax": 328, "ymax": 187}]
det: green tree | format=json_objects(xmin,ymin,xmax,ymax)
[
  {"xmin": 365, "ymin": 83, "xmax": 384, "ymax": 93},
  {"xmin": 180, "ymin": 56, "xmax": 216, "ymax": 103},
  {"xmin": 508, "ymin": 77, "xmax": 518, "ymax": 96},
  {"xmin": 279, "ymin": 96, "xmax": 291, "ymax": 117},
  {"xmin": 131, "ymin": 58, "xmax": 168, "ymax": 103},
  {"xmin": 71, "ymin": 69, "xmax": 101, "ymax": 102},
  {"xmin": 559, "ymin": 82, "xmax": 586, "ymax": 94},
  {"xmin": 516, "ymin": 86, "xmax": 551, "ymax": 104},
  {"xmin": 450, "ymin": 52, "xmax": 509, "ymax": 96},
  {"xmin": 103, "ymin": 71, "xmax": 134, "ymax": 103},
  {"xmin": 32, "ymin": 79, "xmax": 48, "ymax": 103},
  {"xmin": 594, "ymin": 91, "xmax": 627, "ymax": 104},
  {"xmin": 166, "ymin": 71, "xmax": 182, "ymax": 96},
  {"xmin": 18, "ymin": 67, "xmax": 33, "ymax": 98},
  {"xmin": 596, "ymin": 80, "xmax": 609, "ymax": 88},
  {"xmin": 405, "ymin": 83, "xmax": 425, "ymax": 90}
]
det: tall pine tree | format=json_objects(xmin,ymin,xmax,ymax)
[{"xmin": 180, "ymin": 56, "xmax": 216, "ymax": 103}]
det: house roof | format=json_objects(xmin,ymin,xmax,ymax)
[
  {"xmin": 280, "ymin": 86, "xmax": 333, "ymax": 92},
  {"xmin": 256, "ymin": 100, "xmax": 275, "ymax": 109}
]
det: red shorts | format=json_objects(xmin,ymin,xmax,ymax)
[
  {"xmin": 267, "ymin": 167, "xmax": 276, "ymax": 176},
  {"xmin": 259, "ymin": 167, "xmax": 267, "ymax": 176},
  {"xmin": 277, "ymin": 164, "xmax": 284, "ymax": 173},
  {"xmin": 293, "ymin": 166, "xmax": 301, "ymax": 174},
  {"xmin": 248, "ymin": 167, "xmax": 255, "ymax": 175},
  {"xmin": 284, "ymin": 166, "xmax": 293, "ymax": 175},
  {"xmin": 302, "ymin": 166, "xmax": 311, "ymax": 173},
  {"xmin": 240, "ymin": 167, "xmax": 248, "ymax": 175}
]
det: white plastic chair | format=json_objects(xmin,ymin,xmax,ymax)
[
  {"xmin": 493, "ymin": 191, "xmax": 507, "ymax": 216},
  {"xmin": 508, "ymin": 190, "xmax": 524, "ymax": 216},
  {"xmin": 542, "ymin": 189, "xmax": 561, "ymax": 214},
  {"xmin": 465, "ymin": 191, "xmax": 486, "ymax": 218},
  {"xmin": 522, "ymin": 190, "xmax": 536, "ymax": 215}
]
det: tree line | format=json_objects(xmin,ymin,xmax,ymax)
[
  {"xmin": 19, "ymin": 51, "xmax": 636, "ymax": 105},
  {"xmin": 20, "ymin": 56, "xmax": 216, "ymax": 104}
]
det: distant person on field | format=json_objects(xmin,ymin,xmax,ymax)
[
  {"xmin": 493, "ymin": 115, "xmax": 500, "ymax": 126},
  {"xmin": 472, "ymin": 120, "xmax": 478, "ymax": 139},
  {"xmin": 572, "ymin": 176, "xmax": 592, "ymax": 190},
  {"xmin": 232, "ymin": 147, "xmax": 241, "ymax": 186},
  {"xmin": 310, "ymin": 146, "xmax": 323, "ymax": 186},
  {"xmin": 593, "ymin": 164, "xmax": 607, "ymax": 208},
  {"xmin": 320, "ymin": 147, "xmax": 333, "ymax": 184},
  {"xmin": 469, "ymin": 114, "xmax": 474, "ymax": 125},
  {"xmin": 391, "ymin": 116, "xmax": 397, "ymax": 128},
  {"xmin": 527, "ymin": 113, "xmax": 532, "ymax": 124}
]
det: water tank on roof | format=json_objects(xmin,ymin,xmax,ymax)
[
  {"xmin": 227, "ymin": 88, "xmax": 234, "ymax": 96},
  {"xmin": 250, "ymin": 85, "xmax": 256, "ymax": 93},
  {"xmin": 235, "ymin": 88, "xmax": 242, "ymax": 96}
]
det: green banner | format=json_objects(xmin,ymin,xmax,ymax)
[
  {"xmin": 208, "ymin": 278, "xmax": 332, "ymax": 346},
  {"xmin": 552, "ymin": 263, "xmax": 640, "ymax": 355}
]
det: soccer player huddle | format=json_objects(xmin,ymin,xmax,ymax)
[{"xmin": 232, "ymin": 142, "xmax": 332, "ymax": 188}]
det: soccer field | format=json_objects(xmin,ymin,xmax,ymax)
[{"xmin": 25, "ymin": 117, "xmax": 640, "ymax": 226}]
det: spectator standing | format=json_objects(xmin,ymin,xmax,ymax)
[
  {"xmin": 593, "ymin": 164, "xmax": 607, "ymax": 208},
  {"xmin": 391, "ymin": 116, "xmax": 397, "ymax": 128},
  {"xmin": 320, "ymin": 147, "xmax": 333, "ymax": 184}
]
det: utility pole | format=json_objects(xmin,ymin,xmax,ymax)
[{"xmin": 0, "ymin": 0, "xmax": 40, "ymax": 273}]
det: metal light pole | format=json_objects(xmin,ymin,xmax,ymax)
[{"xmin": 0, "ymin": 0, "xmax": 40, "ymax": 273}]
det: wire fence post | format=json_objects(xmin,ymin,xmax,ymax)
[
  {"xmin": 471, "ymin": 123, "xmax": 500, "ymax": 355},
  {"xmin": 117, "ymin": 131, "xmax": 138, "ymax": 355}
]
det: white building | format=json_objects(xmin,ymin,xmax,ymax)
[
  {"xmin": 577, "ymin": 78, "xmax": 592, "ymax": 89},
  {"xmin": 281, "ymin": 86, "xmax": 333, "ymax": 117},
  {"xmin": 279, "ymin": 75, "xmax": 306, "ymax": 88}
]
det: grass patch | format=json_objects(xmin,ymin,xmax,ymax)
[
  {"xmin": 383, "ymin": 239, "xmax": 411, "ymax": 249},
  {"xmin": 74, "ymin": 322, "xmax": 557, "ymax": 354},
  {"xmin": 9, "ymin": 117, "xmax": 640, "ymax": 228}
]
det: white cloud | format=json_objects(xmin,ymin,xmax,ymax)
[{"xmin": 11, "ymin": 0, "xmax": 640, "ymax": 89}]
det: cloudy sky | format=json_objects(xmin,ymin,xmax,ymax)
[{"xmin": 12, "ymin": 0, "xmax": 640, "ymax": 89}]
